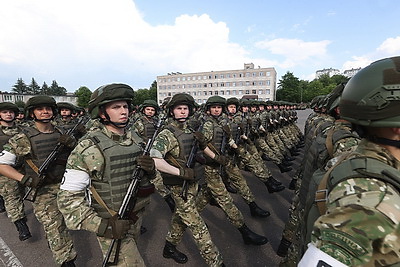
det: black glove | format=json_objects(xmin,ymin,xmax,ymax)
[
  {"xmin": 239, "ymin": 122, "xmax": 247, "ymax": 133},
  {"xmin": 193, "ymin": 131, "xmax": 207, "ymax": 150},
  {"xmin": 75, "ymin": 123, "xmax": 87, "ymax": 136},
  {"xmin": 214, "ymin": 155, "xmax": 229, "ymax": 166},
  {"xmin": 58, "ymin": 134, "xmax": 77, "ymax": 149},
  {"xmin": 20, "ymin": 174, "xmax": 41, "ymax": 188},
  {"xmin": 137, "ymin": 155, "xmax": 155, "ymax": 175},
  {"xmin": 98, "ymin": 215, "xmax": 132, "ymax": 239},
  {"xmin": 178, "ymin": 167, "xmax": 195, "ymax": 180},
  {"xmin": 222, "ymin": 125, "xmax": 231, "ymax": 136}
]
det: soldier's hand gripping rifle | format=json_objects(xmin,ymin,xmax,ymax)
[
  {"xmin": 23, "ymin": 116, "xmax": 89, "ymax": 202},
  {"xmin": 180, "ymin": 118, "xmax": 205, "ymax": 201},
  {"xmin": 102, "ymin": 115, "xmax": 166, "ymax": 267}
]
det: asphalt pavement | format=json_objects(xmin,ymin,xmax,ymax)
[{"xmin": 0, "ymin": 109, "xmax": 312, "ymax": 267}]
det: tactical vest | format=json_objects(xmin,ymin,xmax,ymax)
[
  {"xmin": 0, "ymin": 127, "xmax": 13, "ymax": 148},
  {"xmin": 143, "ymin": 118, "xmax": 156, "ymax": 140},
  {"xmin": 211, "ymin": 122, "xmax": 224, "ymax": 153},
  {"xmin": 23, "ymin": 126, "xmax": 70, "ymax": 185},
  {"xmin": 302, "ymin": 155, "xmax": 400, "ymax": 256},
  {"xmin": 89, "ymin": 131, "xmax": 143, "ymax": 219},
  {"xmin": 162, "ymin": 125, "xmax": 195, "ymax": 185}
]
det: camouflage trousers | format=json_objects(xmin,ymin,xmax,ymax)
[
  {"xmin": 0, "ymin": 175, "xmax": 25, "ymax": 222},
  {"xmin": 151, "ymin": 171, "xmax": 171, "ymax": 198},
  {"xmin": 167, "ymin": 183, "xmax": 223, "ymax": 266},
  {"xmin": 272, "ymin": 131, "xmax": 290, "ymax": 157},
  {"xmin": 33, "ymin": 183, "xmax": 76, "ymax": 265},
  {"xmin": 97, "ymin": 208, "xmax": 147, "ymax": 267},
  {"xmin": 265, "ymin": 133, "xmax": 285, "ymax": 162},
  {"xmin": 224, "ymin": 161, "xmax": 255, "ymax": 204},
  {"xmin": 237, "ymin": 144, "xmax": 271, "ymax": 182},
  {"xmin": 254, "ymin": 137, "xmax": 281, "ymax": 164},
  {"xmin": 197, "ymin": 166, "xmax": 245, "ymax": 228}
]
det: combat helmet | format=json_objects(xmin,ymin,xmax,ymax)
[
  {"xmin": 205, "ymin": 96, "xmax": 226, "ymax": 109},
  {"xmin": 226, "ymin": 97, "xmax": 240, "ymax": 108},
  {"xmin": 139, "ymin": 99, "xmax": 159, "ymax": 115},
  {"xmin": 57, "ymin": 102, "xmax": 76, "ymax": 113},
  {"xmin": 88, "ymin": 83, "xmax": 134, "ymax": 119},
  {"xmin": 166, "ymin": 93, "xmax": 195, "ymax": 116},
  {"xmin": 340, "ymin": 56, "xmax": 400, "ymax": 127},
  {"xmin": 0, "ymin": 102, "xmax": 19, "ymax": 114},
  {"xmin": 25, "ymin": 96, "xmax": 57, "ymax": 119}
]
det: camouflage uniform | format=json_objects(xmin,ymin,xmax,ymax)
[
  {"xmin": 1, "ymin": 125, "xmax": 76, "ymax": 265},
  {"xmin": 58, "ymin": 121, "xmax": 151, "ymax": 267},
  {"xmin": 150, "ymin": 119, "xmax": 223, "ymax": 266}
]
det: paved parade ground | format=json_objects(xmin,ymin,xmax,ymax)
[{"xmin": 0, "ymin": 109, "xmax": 311, "ymax": 267}]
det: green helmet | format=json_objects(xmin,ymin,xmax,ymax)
[
  {"xmin": 340, "ymin": 56, "xmax": 400, "ymax": 127},
  {"xmin": 206, "ymin": 96, "xmax": 226, "ymax": 109},
  {"xmin": 88, "ymin": 83, "xmax": 134, "ymax": 119},
  {"xmin": 226, "ymin": 97, "xmax": 239, "ymax": 107},
  {"xmin": 0, "ymin": 102, "xmax": 19, "ymax": 114},
  {"xmin": 166, "ymin": 93, "xmax": 195, "ymax": 116},
  {"xmin": 25, "ymin": 96, "xmax": 57, "ymax": 117},
  {"xmin": 57, "ymin": 102, "xmax": 76, "ymax": 112},
  {"xmin": 140, "ymin": 99, "xmax": 159, "ymax": 112}
]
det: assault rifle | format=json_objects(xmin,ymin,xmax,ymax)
[
  {"xmin": 23, "ymin": 116, "xmax": 89, "ymax": 202},
  {"xmin": 180, "ymin": 118, "xmax": 205, "ymax": 201},
  {"xmin": 102, "ymin": 115, "xmax": 166, "ymax": 267}
]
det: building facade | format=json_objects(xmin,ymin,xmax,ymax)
[
  {"xmin": 156, "ymin": 63, "xmax": 277, "ymax": 104},
  {"xmin": 316, "ymin": 67, "xmax": 361, "ymax": 79},
  {"xmin": 0, "ymin": 92, "xmax": 78, "ymax": 105}
]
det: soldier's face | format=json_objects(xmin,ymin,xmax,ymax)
[
  {"xmin": 0, "ymin": 110, "xmax": 15, "ymax": 122},
  {"xmin": 259, "ymin": 106, "xmax": 265, "ymax": 111},
  {"xmin": 242, "ymin": 106, "xmax": 249, "ymax": 113},
  {"xmin": 250, "ymin": 106, "xmax": 257, "ymax": 112},
  {"xmin": 60, "ymin": 108, "xmax": 71, "ymax": 116},
  {"xmin": 210, "ymin": 105, "xmax": 223, "ymax": 116},
  {"xmin": 32, "ymin": 106, "xmax": 53, "ymax": 120},
  {"xmin": 227, "ymin": 104, "xmax": 237, "ymax": 114},
  {"xmin": 144, "ymin": 107, "xmax": 156, "ymax": 117},
  {"xmin": 101, "ymin": 100, "xmax": 129, "ymax": 124},
  {"xmin": 172, "ymin": 105, "xmax": 189, "ymax": 121}
]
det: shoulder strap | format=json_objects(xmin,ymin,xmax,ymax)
[
  {"xmin": 89, "ymin": 186, "xmax": 117, "ymax": 216},
  {"xmin": 325, "ymin": 127, "xmax": 335, "ymax": 159}
]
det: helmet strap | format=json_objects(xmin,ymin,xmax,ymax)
[
  {"xmin": 100, "ymin": 109, "xmax": 128, "ymax": 128},
  {"xmin": 370, "ymin": 136, "xmax": 400, "ymax": 148}
]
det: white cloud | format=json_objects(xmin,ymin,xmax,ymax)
[{"xmin": 377, "ymin": 37, "xmax": 400, "ymax": 54}]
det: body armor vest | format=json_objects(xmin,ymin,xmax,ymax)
[
  {"xmin": 211, "ymin": 121, "xmax": 224, "ymax": 153},
  {"xmin": 0, "ymin": 127, "xmax": 14, "ymax": 148},
  {"xmin": 162, "ymin": 125, "xmax": 194, "ymax": 185},
  {"xmin": 23, "ymin": 126, "xmax": 70, "ymax": 185},
  {"xmin": 143, "ymin": 118, "xmax": 156, "ymax": 140},
  {"xmin": 89, "ymin": 131, "xmax": 143, "ymax": 219}
]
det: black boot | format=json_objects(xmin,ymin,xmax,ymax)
[
  {"xmin": 163, "ymin": 241, "xmax": 188, "ymax": 264},
  {"xmin": 288, "ymin": 178, "xmax": 297, "ymax": 190},
  {"xmin": 0, "ymin": 195, "xmax": 5, "ymax": 213},
  {"xmin": 278, "ymin": 163, "xmax": 292, "ymax": 173},
  {"xmin": 276, "ymin": 237, "xmax": 292, "ymax": 257},
  {"xmin": 61, "ymin": 258, "xmax": 76, "ymax": 267},
  {"xmin": 282, "ymin": 159, "xmax": 293, "ymax": 166},
  {"xmin": 14, "ymin": 218, "xmax": 32, "ymax": 241},
  {"xmin": 269, "ymin": 176, "xmax": 282, "ymax": 186},
  {"xmin": 249, "ymin": 202, "xmax": 270, "ymax": 218},
  {"xmin": 225, "ymin": 183, "xmax": 237, "ymax": 194},
  {"xmin": 164, "ymin": 194, "xmax": 176, "ymax": 212},
  {"xmin": 265, "ymin": 179, "xmax": 285, "ymax": 193},
  {"xmin": 238, "ymin": 224, "xmax": 268, "ymax": 245}
]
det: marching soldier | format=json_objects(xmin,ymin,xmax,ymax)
[
  {"xmin": 0, "ymin": 102, "xmax": 31, "ymax": 241},
  {"xmin": 0, "ymin": 96, "xmax": 77, "ymax": 266},
  {"xmin": 150, "ymin": 93, "xmax": 224, "ymax": 266},
  {"xmin": 58, "ymin": 84, "xmax": 156, "ymax": 266}
]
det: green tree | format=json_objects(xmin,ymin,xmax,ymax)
[
  {"xmin": 49, "ymin": 80, "xmax": 67, "ymax": 96},
  {"xmin": 41, "ymin": 82, "xmax": 50, "ymax": 95},
  {"xmin": 74, "ymin": 86, "xmax": 92, "ymax": 108},
  {"xmin": 28, "ymin": 78, "xmax": 41, "ymax": 94},
  {"xmin": 276, "ymin": 72, "xmax": 301, "ymax": 102},
  {"xmin": 12, "ymin": 78, "xmax": 28, "ymax": 94},
  {"xmin": 132, "ymin": 80, "xmax": 158, "ymax": 106},
  {"xmin": 14, "ymin": 100, "xmax": 25, "ymax": 108}
]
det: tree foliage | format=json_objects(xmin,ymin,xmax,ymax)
[
  {"xmin": 74, "ymin": 86, "xmax": 92, "ymax": 108},
  {"xmin": 10, "ymin": 78, "xmax": 68, "ymax": 95},
  {"xmin": 12, "ymin": 78, "xmax": 28, "ymax": 94},
  {"xmin": 276, "ymin": 73, "xmax": 350, "ymax": 103},
  {"xmin": 132, "ymin": 80, "xmax": 157, "ymax": 106}
]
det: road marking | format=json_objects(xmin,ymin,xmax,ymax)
[{"xmin": 0, "ymin": 237, "xmax": 22, "ymax": 267}]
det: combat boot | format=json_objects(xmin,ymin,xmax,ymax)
[
  {"xmin": 163, "ymin": 194, "xmax": 176, "ymax": 212},
  {"xmin": 61, "ymin": 257, "xmax": 76, "ymax": 267},
  {"xmin": 14, "ymin": 218, "xmax": 32, "ymax": 241},
  {"xmin": 288, "ymin": 178, "xmax": 297, "ymax": 190},
  {"xmin": 238, "ymin": 224, "xmax": 268, "ymax": 245},
  {"xmin": 248, "ymin": 202, "xmax": 270, "ymax": 218},
  {"xmin": 278, "ymin": 163, "xmax": 292, "ymax": 173},
  {"xmin": 0, "ymin": 195, "xmax": 5, "ymax": 213},
  {"xmin": 276, "ymin": 237, "xmax": 292, "ymax": 257},
  {"xmin": 265, "ymin": 179, "xmax": 285, "ymax": 193},
  {"xmin": 269, "ymin": 176, "xmax": 283, "ymax": 186},
  {"xmin": 225, "ymin": 183, "xmax": 237, "ymax": 194},
  {"xmin": 163, "ymin": 241, "xmax": 188, "ymax": 264}
]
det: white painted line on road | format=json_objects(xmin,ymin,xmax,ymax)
[{"xmin": 0, "ymin": 237, "xmax": 22, "ymax": 267}]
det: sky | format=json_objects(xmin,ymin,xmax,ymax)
[{"xmin": 1, "ymin": 0, "xmax": 400, "ymax": 93}]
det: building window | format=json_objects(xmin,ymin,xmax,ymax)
[
  {"xmin": 266, "ymin": 72, "xmax": 271, "ymax": 76},
  {"xmin": 177, "ymin": 77, "xmax": 180, "ymax": 81},
  {"xmin": 245, "ymin": 90, "xmax": 249, "ymax": 94},
  {"xmin": 172, "ymin": 85, "xmax": 176, "ymax": 89},
  {"xmin": 226, "ymin": 74, "xmax": 230, "ymax": 78},
  {"xmin": 182, "ymin": 85, "xmax": 185, "ymax": 89},
  {"xmin": 167, "ymin": 86, "xmax": 171, "ymax": 89},
  {"xmin": 233, "ymin": 74, "xmax": 237, "ymax": 78},
  {"xmin": 168, "ymin": 92, "xmax": 171, "ymax": 96},
  {"xmin": 220, "ymin": 91, "xmax": 224, "ymax": 95},
  {"xmin": 220, "ymin": 83, "xmax": 224, "ymax": 87},
  {"xmin": 239, "ymin": 90, "xmax": 243, "ymax": 95},
  {"xmin": 246, "ymin": 72, "xmax": 250, "ymax": 77},
  {"xmin": 209, "ymin": 83, "xmax": 213, "ymax": 87},
  {"xmin": 232, "ymin": 90, "xmax": 237, "ymax": 95},
  {"xmin": 266, "ymin": 89, "xmax": 270, "ymax": 94},
  {"xmin": 209, "ymin": 75, "xmax": 212, "ymax": 79},
  {"xmin": 258, "ymin": 90, "xmax": 264, "ymax": 94},
  {"xmin": 226, "ymin": 90, "xmax": 230, "ymax": 95},
  {"xmin": 220, "ymin": 74, "xmax": 224, "ymax": 79},
  {"xmin": 215, "ymin": 91, "xmax": 218, "ymax": 95},
  {"xmin": 252, "ymin": 72, "xmax": 256, "ymax": 77},
  {"xmin": 239, "ymin": 82, "xmax": 243, "ymax": 86},
  {"xmin": 266, "ymin": 80, "xmax": 270, "ymax": 86},
  {"xmin": 209, "ymin": 91, "xmax": 213, "ymax": 95},
  {"xmin": 259, "ymin": 72, "xmax": 264, "ymax": 76},
  {"xmin": 252, "ymin": 90, "xmax": 256, "ymax": 94},
  {"xmin": 204, "ymin": 91, "xmax": 207, "ymax": 96},
  {"xmin": 232, "ymin": 82, "xmax": 236, "ymax": 87},
  {"xmin": 239, "ymin": 73, "xmax": 243, "ymax": 77},
  {"xmin": 193, "ymin": 92, "xmax": 196, "ymax": 96},
  {"xmin": 246, "ymin": 81, "xmax": 250, "ymax": 86},
  {"xmin": 258, "ymin": 81, "xmax": 263, "ymax": 85}
]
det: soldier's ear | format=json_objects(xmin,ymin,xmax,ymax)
[{"xmin": 391, "ymin": 128, "xmax": 400, "ymax": 135}]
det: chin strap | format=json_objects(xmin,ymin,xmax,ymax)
[
  {"xmin": 101, "ymin": 112, "xmax": 129, "ymax": 128},
  {"xmin": 370, "ymin": 136, "xmax": 400, "ymax": 148}
]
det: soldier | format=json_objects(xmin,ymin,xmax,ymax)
[
  {"xmin": 58, "ymin": 84, "xmax": 156, "ymax": 266},
  {"xmin": 133, "ymin": 99, "xmax": 175, "ymax": 212},
  {"xmin": 55, "ymin": 102, "xmax": 76, "ymax": 126},
  {"xmin": 0, "ymin": 102, "xmax": 31, "ymax": 241},
  {"xmin": 150, "ymin": 93, "xmax": 224, "ymax": 266},
  {"xmin": 299, "ymin": 56, "xmax": 400, "ymax": 266},
  {"xmin": 0, "ymin": 96, "xmax": 77, "ymax": 266}
]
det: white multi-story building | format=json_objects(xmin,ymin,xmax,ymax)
[
  {"xmin": 343, "ymin": 68, "xmax": 361, "ymax": 78},
  {"xmin": 156, "ymin": 63, "xmax": 277, "ymax": 104},
  {"xmin": 315, "ymin": 68, "xmax": 340, "ymax": 78}
]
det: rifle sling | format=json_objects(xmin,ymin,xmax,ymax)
[
  {"xmin": 89, "ymin": 186, "xmax": 117, "ymax": 216},
  {"xmin": 26, "ymin": 159, "xmax": 39, "ymax": 174}
]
